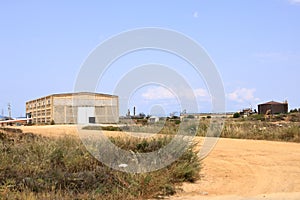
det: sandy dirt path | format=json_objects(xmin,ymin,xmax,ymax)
[
  {"xmin": 171, "ymin": 138, "xmax": 300, "ymax": 200},
  {"xmin": 16, "ymin": 125, "xmax": 300, "ymax": 199}
]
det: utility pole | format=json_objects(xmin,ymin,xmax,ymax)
[
  {"xmin": 8, "ymin": 103, "xmax": 11, "ymax": 118},
  {"xmin": 127, "ymin": 109, "xmax": 130, "ymax": 117},
  {"xmin": 1, "ymin": 108, "xmax": 3, "ymax": 116}
]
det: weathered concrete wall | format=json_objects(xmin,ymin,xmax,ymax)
[
  {"xmin": 27, "ymin": 93, "xmax": 119, "ymax": 124},
  {"xmin": 53, "ymin": 106, "xmax": 66, "ymax": 124},
  {"xmin": 53, "ymin": 95, "xmax": 118, "ymax": 124},
  {"xmin": 95, "ymin": 106, "xmax": 119, "ymax": 123}
]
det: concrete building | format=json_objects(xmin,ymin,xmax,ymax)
[
  {"xmin": 26, "ymin": 92, "xmax": 119, "ymax": 124},
  {"xmin": 258, "ymin": 101, "xmax": 288, "ymax": 115}
]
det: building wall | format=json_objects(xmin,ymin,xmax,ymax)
[
  {"xmin": 94, "ymin": 105, "xmax": 118, "ymax": 123},
  {"xmin": 53, "ymin": 96, "xmax": 75, "ymax": 124},
  {"xmin": 258, "ymin": 103, "xmax": 288, "ymax": 114},
  {"xmin": 69, "ymin": 93, "xmax": 119, "ymax": 124},
  {"xmin": 26, "ymin": 96, "xmax": 53, "ymax": 124},
  {"xmin": 26, "ymin": 93, "xmax": 119, "ymax": 124}
]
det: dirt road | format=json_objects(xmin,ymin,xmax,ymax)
[
  {"xmin": 171, "ymin": 138, "xmax": 300, "ymax": 200},
  {"xmin": 17, "ymin": 125, "xmax": 300, "ymax": 199}
]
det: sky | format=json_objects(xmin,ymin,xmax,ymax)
[{"xmin": 0, "ymin": 0, "xmax": 300, "ymax": 117}]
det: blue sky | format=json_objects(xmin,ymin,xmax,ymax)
[{"xmin": 0, "ymin": 0, "xmax": 299, "ymax": 117}]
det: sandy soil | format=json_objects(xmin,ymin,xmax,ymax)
[
  {"xmin": 17, "ymin": 125, "xmax": 157, "ymax": 138},
  {"xmin": 17, "ymin": 125, "xmax": 79, "ymax": 137},
  {"xmin": 171, "ymin": 138, "xmax": 300, "ymax": 200},
  {"xmin": 16, "ymin": 125, "xmax": 300, "ymax": 200}
]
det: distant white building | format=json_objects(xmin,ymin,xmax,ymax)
[{"xmin": 148, "ymin": 116, "xmax": 159, "ymax": 123}]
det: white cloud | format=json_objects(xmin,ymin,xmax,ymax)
[
  {"xmin": 140, "ymin": 87, "xmax": 211, "ymax": 114},
  {"xmin": 254, "ymin": 52, "xmax": 300, "ymax": 62},
  {"xmin": 141, "ymin": 87, "xmax": 174, "ymax": 100},
  {"xmin": 193, "ymin": 11, "xmax": 199, "ymax": 18},
  {"xmin": 194, "ymin": 88, "xmax": 209, "ymax": 97},
  {"xmin": 193, "ymin": 88, "xmax": 211, "ymax": 102},
  {"xmin": 141, "ymin": 86, "xmax": 210, "ymax": 101},
  {"xmin": 227, "ymin": 88, "xmax": 260, "ymax": 103},
  {"xmin": 289, "ymin": 0, "xmax": 300, "ymax": 5}
]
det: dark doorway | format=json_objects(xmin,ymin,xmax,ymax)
[{"xmin": 89, "ymin": 117, "xmax": 96, "ymax": 124}]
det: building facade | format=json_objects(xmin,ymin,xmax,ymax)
[
  {"xmin": 258, "ymin": 101, "xmax": 288, "ymax": 115},
  {"xmin": 26, "ymin": 92, "xmax": 119, "ymax": 124}
]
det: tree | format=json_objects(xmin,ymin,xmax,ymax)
[
  {"xmin": 233, "ymin": 112, "xmax": 240, "ymax": 118},
  {"xmin": 290, "ymin": 109, "xmax": 298, "ymax": 113},
  {"xmin": 187, "ymin": 115, "xmax": 195, "ymax": 119}
]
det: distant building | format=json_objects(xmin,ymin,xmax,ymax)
[
  {"xmin": 258, "ymin": 101, "xmax": 288, "ymax": 115},
  {"xmin": 180, "ymin": 113, "xmax": 231, "ymax": 120},
  {"xmin": 240, "ymin": 108, "xmax": 253, "ymax": 117},
  {"xmin": 0, "ymin": 115, "xmax": 11, "ymax": 121},
  {"xmin": 148, "ymin": 116, "xmax": 159, "ymax": 123},
  {"xmin": 26, "ymin": 92, "xmax": 119, "ymax": 124}
]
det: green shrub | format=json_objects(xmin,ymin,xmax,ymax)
[
  {"xmin": 250, "ymin": 114, "xmax": 265, "ymax": 121},
  {"xmin": 233, "ymin": 112, "xmax": 240, "ymax": 118},
  {"xmin": 290, "ymin": 108, "xmax": 299, "ymax": 113},
  {"xmin": 187, "ymin": 115, "xmax": 195, "ymax": 119},
  {"xmin": 82, "ymin": 125, "xmax": 122, "ymax": 131},
  {"xmin": 174, "ymin": 120, "xmax": 181, "ymax": 125}
]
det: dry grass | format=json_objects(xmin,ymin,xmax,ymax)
[
  {"xmin": 194, "ymin": 115, "xmax": 300, "ymax": 142},
  {"xmin": 0, "ymin": 128, "xmax": 200, "ymax": 200},
  {"xmin": 83, "ymin": 114, "xmax": 300, "ymax": 143}
]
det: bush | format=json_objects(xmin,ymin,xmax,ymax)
[
  {"xmin": 82, "ymin": 126, "xmax": 122, "ymax": 131},
  {"xmin": 233, "ymin": 112, "xmax": 240, "ymax": 118},
  {"xmin": 249, "ymin": 114, "xmax": 265, "ymax": 121},
  {"xmin": 290, "ymin": 108, "xmax": 299, "ymax": 113},
  {"xmin": 187, "ymin": 115, "xmax": 195, "ymax": 119},
  {"xmin": 174, "ymin": 120, "xmax": 181, "ymax": 125},
  {"xmin": 0, "ymin": 127, "xmax": 23, "ymax": 134}
]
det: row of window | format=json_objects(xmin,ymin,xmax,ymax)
[
  {"xmin": 33, "ymin": 117, "xmax": 51, "ymax": 123},
  {"xmin": 27, "ymin": 100, "xmax": 51, "ymax": 108},
  {"xmin": 32, "ymin": 112, "xmax": 51, "ymax": 117}
]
